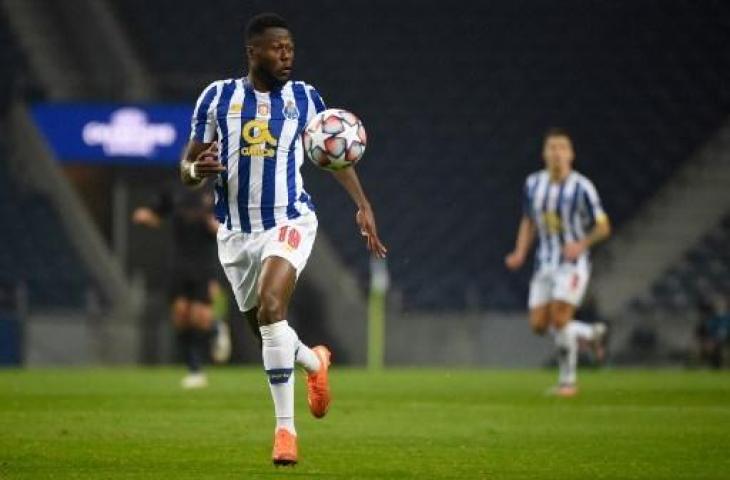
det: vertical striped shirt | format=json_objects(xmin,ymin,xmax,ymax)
[
  {"xmin": 523, "ymin": 170, "xmax": 607, "ymax": 269},
  {"xmin": 190, "ymin": 77, "xmax": 326, "ymax": 232}
]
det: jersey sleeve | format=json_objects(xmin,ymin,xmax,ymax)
[
  {"xmin": 190, "ymin": 81, "xmax": 220, "ymax": 143},
  {"xmin": 523, "ymin": 175, "xmax": 536, "ymax": 218},
  {"xmin": 305, "ymin": 84, "xmax": 327, "ymax": 123},
  {"xmin": 581, "ymin": 178, "xmax": 608, "ymax": 225}
]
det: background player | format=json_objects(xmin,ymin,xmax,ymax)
[
  {"xmin": 179, "ymin": 13, "xmax": 387, "ymax": 465},
  {"xmin": 505, "ymin": 128, "xmax": 610, "ymax": 397},
  {"xmin": 132, "ymin": 183, "xmax": 231, "ymax": 389}
]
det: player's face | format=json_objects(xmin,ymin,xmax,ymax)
[
  {"xmin": 543, "ymin": 135, "xmax": 574, "ymax": 177},
  {"xmin": 248, "ymin": 28, "xmax": 295, "ymax": 86}
]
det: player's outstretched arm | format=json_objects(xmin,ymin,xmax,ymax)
[
  {"xmin": 180, "ymin": 141, "xmax": 225, "ymax": 188},
  {"xmin": 331, "ymin": 167, "xmax": 387, "ymax": 258},
  {"xmin": 505, "ymin": 215, "xmax": 536, "ymax": 270}
]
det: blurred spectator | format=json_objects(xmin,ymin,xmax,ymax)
[{"xmin": 695, "ymin": 293, "xmax": 730, "ymax": 368}]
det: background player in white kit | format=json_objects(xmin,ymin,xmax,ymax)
[
  {"xmin": 506, "ymin": 128, "xmax": 611, "ymax": 397},
  {"xmin": 178, "ymin": 13, "xmax": 387, "ymax": 465}
]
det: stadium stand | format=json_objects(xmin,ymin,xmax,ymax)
[
  {"xmin": 636, "ymin": 213, "xmax": 730, "ymax": 313},
  {"xmin": 0, "ymin": 10, "xmax": 90, "ymax": 308},
  {"xmin": 109, "ymin": 0, "xmax": 730, "ymax": 310}
]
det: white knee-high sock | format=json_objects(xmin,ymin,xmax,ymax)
[
  {"xmin": 554, "ymin": 325, "xmax": 578, "ymax": 386},
  {"xmin": 295, "ymin": 341, "xmax": 321, "ymax": 374},
  {"xmin": 261, "ymin": 320, "xmax": 298, "ymax": 434},
  {"xmin": 568, "ymin": 320, "xmax": 596, "ymax": 341}
]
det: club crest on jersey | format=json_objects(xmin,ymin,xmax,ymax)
[
  {"xmin": 282, "ymin": 100, "xmax": 299, "ymax": 120},
  {"xmin": 257, "ymin": 103, "xmax": 270, "ymax": 116}
]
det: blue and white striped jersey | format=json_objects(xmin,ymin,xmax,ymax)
[
  {"xmin": 190, "ymin": 77, "xmax": 326, "ymax": 232},
  {"xmin": 523, "ymin": 170, "xmax": 607, "ymax": 269}
]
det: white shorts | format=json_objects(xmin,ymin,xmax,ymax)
[
  {"xmin": 217, "ymin": 213, "xmax": 318, "ymax": 312},
  {"xmin": 528, "ymin": 262, "xmax": 590, "ymax": 309}
]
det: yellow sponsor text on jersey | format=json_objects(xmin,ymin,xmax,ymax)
[
  {"xmin": 543, "ymin": 211, "xmax": 563, "ymax": 234},
  {"xmin": 229, "ymin": 103, "xmax": 242, "ymax": 113},
  {"xmin": 241, "ymin": 119, "xmax": 277, "ymax": 157}
]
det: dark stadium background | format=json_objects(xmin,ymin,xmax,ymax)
[{"xmin": 0, "ymin": 0, "xmax": 729, "ymax": 367}]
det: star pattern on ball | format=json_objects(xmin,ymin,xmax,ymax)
[
  {"xmin": 339, "ymin": 118, "xmax": 361, "ymax": 149},
  {"xmin": 307, "ymin": 125, "xmax": 330, "ymax": 153}
]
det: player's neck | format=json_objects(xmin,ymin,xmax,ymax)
[
  {"xmin": 548, "ymin": 169, "xmax": 571, "ymax": 183},
  {"xmin": 247, "ymin": 70, "xmax": 282, "ymax": 93}
]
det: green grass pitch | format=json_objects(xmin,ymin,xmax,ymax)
[{"xmin": 1, "ymin": 368, "xmax": 729, "ymax": 479}]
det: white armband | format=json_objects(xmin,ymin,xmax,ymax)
[{"xmin": 189, "ymin": 162, "xmax": 199, "ymax": 180}]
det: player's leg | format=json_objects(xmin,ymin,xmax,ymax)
[
  {"xmin": 528, "ymin": 270, "xmax": 552, "ymax": 335},
  {"xmin": 208, "ymin": 280, "xmax": 232, "ymax": 364},
  {"xmin": 529, "ymin": 306, "xmax": 551, "ymax": 335},
  {"xmin": 243, "ymin": 307, "xmax": 263, "ymax": 348},
  {"xmin": 172, "ymin": 295, "xmax": 206, "ymax": 388},
  {"xmin": 567, "ymin": 318, "xmax": 608, "ymax": 362},
  {"xmin": 549, "ymin": 300, "xmax": 578, "ymax": 395},
  {"xmin": 256, "ymin": 257, "xmax": 325, "ymax": 427}
]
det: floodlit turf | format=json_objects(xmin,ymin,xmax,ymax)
[{"xmin": 1, "ymin": 368, "xmax": 729, "ymax": 479}]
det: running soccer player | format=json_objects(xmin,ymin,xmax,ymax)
[
  {"xmin": 132, "ymin": 184, "xmax": 231, "ymax": 389},
  {"xmin": 179, "ymin": 13, "xmax": 387, "ymax": 465},
  {"xmin": 505, "ymin": 128, "xmax": 610, "ymax": 397}
]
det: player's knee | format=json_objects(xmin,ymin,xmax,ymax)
[{"xmin": 257, "ymin": 290, "xmax": 286, "ymax": 326}]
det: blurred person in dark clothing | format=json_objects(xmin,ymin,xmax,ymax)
[
  {"xmin": 695, "ymin": 293, "xmax": 730, "ymax": 368},
  {"xmin": 133, "ymin": 183, "xmax": 231, "ymax": 388}
]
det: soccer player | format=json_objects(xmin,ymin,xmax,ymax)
[
  {"xmin": 179, "ymin": 13, "xmax": 387, "ymax": 465},
  {"xmin": 505, "ymin": 128, "xmax": 610, "ymax": 397},
  {"xmin": 132, "ymin": 184, "xmax": 231, "ymax": 389}
]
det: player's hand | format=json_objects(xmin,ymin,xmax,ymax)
[
  {"xmin": 131, "ymin": 207, "xmax": 161, "ymax": 228},
  {"xmin": 192, "ymin": 143, "xmax": 226, "ymax": 178},
  {"xmin": 562, "ymin": 241, "xmax": 586, "ymax": 261},
  {"xmin": 505, "ymin": 250, "xmax": 525, "ymax": 271},
  {"xmin": 356, "ymin": 205, "xmax": 387, "ymax": 258}
]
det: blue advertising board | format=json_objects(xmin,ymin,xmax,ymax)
[{"xmin": 31, "ymin": 103, "xmax": 194, "ymax": 165}]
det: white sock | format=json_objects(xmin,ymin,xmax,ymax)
[
  {"xmin": 568, "ymin": 320, "xmax": 596, "ymax": 341},
  {"xmin": 260, "ymin": 320, "xmax": 297, "ymax": 435},
  {"xmin": 554, "ymin": 325, "xmax": 577, "ymax": 386},
  {"xmin": 295, "ymin": 341, "xmax": 321, "ymax": 374}
]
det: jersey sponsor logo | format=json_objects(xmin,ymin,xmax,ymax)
[
  {"xmin": 241, "ymin": 119, "xmax": 277, "ymax": 157},
  {"xmin": 282, "ymin": 100, "xmax": 299, "ymax": 120},
  {"xmin": 543, "ymin": 211, "xmax": 563, "ymax": 234},
  {"xmin": 229, "ymin": 103, "xmax": 242, "ymax": 113}
]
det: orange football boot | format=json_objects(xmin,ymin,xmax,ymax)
[
  {"xmin": 307, "ymin": 346, "xmax": 332, "ymax": 418},
  {"xmin": 272, "ymin": 428, "xmax": 298, "ymax": 466}
]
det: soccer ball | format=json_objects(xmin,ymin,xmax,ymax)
[{"xmin": 303, "ymin": 109, "xmax": 367, "ymax": 171}]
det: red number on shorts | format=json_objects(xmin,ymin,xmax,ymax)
[
  {"xmin": 278, "ymin": 225, "xmax": 300, "ymax": 249},
  {"xmin": 288, "ymin": 228, "xmax": 301, "ymax": 249},
  {"xmin": 278, "ymin": 226, "xmax": 288, "ymax": 242},
  {"xmin": 571, "ymin": 273, "xmax": 580, "ymax": 290}
]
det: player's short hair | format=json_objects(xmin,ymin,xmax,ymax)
[
  {"xmin": 544, "ymin": 127, "xmax": 572, "ymax": 143},
  {"xmin": 245, "ymin": 13, "xmax": 290, "ymax": 43}
]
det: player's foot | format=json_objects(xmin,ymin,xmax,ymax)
[
  {"xmin": 591, "ymin": 322, "xmax": 608, "ymax": 364},
  {"xmin": 307, "ymin": 345, "xmax": 331, "ymax": 419},
  {"xmin": 181, "ymin": 372, "xmax": 208, "ymax": 389},
  {"xmin": 211, "ymin": 320, "xmax": 232, "ymax": 364},
  {"xmin": 547, "ymin": 383, "xmax": 579, "ymax": 397},
  {"xmin": 272, "ymin": 428, "xmax": 298, "ymax": 466}
]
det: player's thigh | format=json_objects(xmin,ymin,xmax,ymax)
[
  {"xmin": 256, "ymin": 256, "xmax": 297, "ymax": 325},
  {"xmin": 529, "ymin": 305, "xmax": 551, "ymax": 335},
  {"xmin": 549, "ymin": 301, "xmax": 576, "ymax": 329},
  {"xmin": 528, "ymin": 271, "xmax": 553, "ymax": 333}
]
